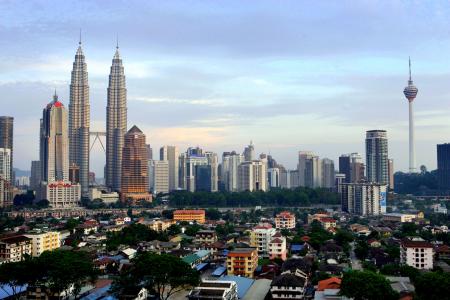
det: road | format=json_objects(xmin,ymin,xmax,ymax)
[{"xmin": 349, "ymin": 242, "xmax": 362, "ymax": 270}]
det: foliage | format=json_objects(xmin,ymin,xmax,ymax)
[
  {"xmin": 354, "ymin": 239, "xmax": 369, "ymax": 260},
  {"xmin": 111, "ymin": 253, "xmax": 200, "ymax": 300},
  {"xmin": 340, "ymin": 270, "xmax": 398, "ymax": 300},
  {"xmin": 215, "ymin": 223, "xmax": 235, "ymax": 236},
  {"xmin": 184, "ymin": 223, "xmax": 203, "ymax": 236},
  {"xmin": 168, "ymin": 187, "xmax": 340, "ymax": 207},
  {"xmin": 205, "ymin": 208, "xmax": 221, "ymax": 220},
  {"xmin": 167, "ymin": 224, "xmax": 181, "ymax": 236},
  {"xmin": 0, "ymin": 260, "xmax": 32, "ymax": 299},
  {"xmin": 106, "ymin": 223, "xmax": 168, "ymax": 250},
  {"xmin": 13, "ymin": 191, "xmax": 35, "ymax": 206},
  {"xmin": 64, "ymin": 218, "xmax": 80, "ymax": 232},
  {"xmin": 393, "ymin": 171, "xmax": 438, "ymax": 195},
  {"xmin": 308, "ymin": 220, "xmax": 333, "ymax": 249},
  {"xmin": 0, "ymin": 216, "xmax": 25, "ymax": 233},
  {"xmin": 379, "ymin": 264, "xmax": 420, "ymax": 281},
  {"xmin": 414, "ymin": 271, "xmax": 450, "ymax": 300}
]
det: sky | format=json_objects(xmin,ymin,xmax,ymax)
[{"xmin": 1, "ymin": 0, "xmax": 450, "ymax": 176}]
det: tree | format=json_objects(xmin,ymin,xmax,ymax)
[
  {"xmin": 112, "ymin": 253, "xmax": 200, "ymax": 300},
  {"xmin": 414, "ymin": 272, "xmax": 450, "ymax": 300},
  {"xmin": 340, "ymin": 270, "xmax": 398, "ymax": 300},
  {"xmin": 35, "ymin": 250, "xmax": 98, "ymax": 298},
  {"xmin": 0, "ymin": 260, "xmax": 33, "ymax": 299}
]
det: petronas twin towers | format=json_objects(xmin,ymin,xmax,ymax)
[{"xmin": 69, "ymin": 39, "xmax": 127, "ymax": 196}]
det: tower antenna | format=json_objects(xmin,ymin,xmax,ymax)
[
  {"xmin": 409, "ymin": 56, "xmax": 412, "ymax": 81},
  {"xmin": 79, "ymin": 28, "xmax": 82, "ymax": 45},
  {"xmin": 116, "ymin": 33, "xmax": 119, "ymax": 49}
]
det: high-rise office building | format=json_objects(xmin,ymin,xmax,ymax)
[
  {"xmin": 160, "ymin": 146, "xmax": 179, "ymax": 191},
  {"xmin": 0, "ymin": 116, "xmax": 13, "ymax": 185},
  {"xmin": 335, "ymin": 173, "xmax": 346, "ymax": 193},
  {"xmin": 221, "ymin": 151, "xmax": 244, "ymax": 192},
  {"xmin": 106, "ymin": 45, "xmax": 127, "ymax": 192},
  {"xmin": 30, "ymin": 161, "xmax": 41, "ymax": 191},
  {"xmin": 437, "ymin": 143, "xmax": 450, "ymax": 191},
  {"xmin": 403, "ymin": 58, "xmax": 418, "ymax": 173},
  {"xmin": 39, "ymin": 93, "xmax": 80, "ymax": 208},
  {"xmin": 179, "ymin": 147, "xmax": 218, "ymax": 192},
  {"xmin": 321, "ymin": 158, "xmax": 335, "ymax": 189},
  {"xmin": 243, "ymin": 141, "xmax": 255, "ymax": 161},
  {"xmin": 366, "ymin": 130, "xmax": 389, "ymax": 185},
  {"xmin": 298, "ymin": 151, "xmax": 321, "ymax": 188},
  {"xmin": 388, "ymin": 159, "xmax": 394, "ymax": 190},
  {"xmin": 40, "ymin": 94, "xmax": 70, "ymax": 183},
  {"xmin": 339, "ymin": 153, "xmax": 364, "ymax": 183},
  {"xmin": 146, "ymin": 144, "xmax": 153, "ymax": 160},
  {"xmin": 0, "ymin": 148, "xmax": 11, "ymax": 183},
  {"xmin": 340, "ymin": 182, "xmax": 387, "ymax": 216},
  {"xmin": 237, "ymin": 160, "xmax": 267, "ymax": 192},
  {"xmin": 69, "ymin": 39, "xmax": 90, "ymax": 197},
  {"xmin": 148, "ymin": 159, "xmax": 169, "ymax": 194},
  {"xmin": 268, "ymin": 168, "xmax": 280, "ymax": 188},
  {"xmin": 121, "ymin": 126, "xmax": 151, "ymax": 202}
]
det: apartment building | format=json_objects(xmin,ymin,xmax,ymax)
[
  {"xmin": 173, "ymin": 209, "xmax": 206, "ymax": 224},
  {"xmin": 400, "ymin": 238, "xmax": 434, "ymax": 270},
  {"xmin": 0, "ymin": 235, "xmax": 32, "ymax": 262},
  {"xmin": 275, "ymin": 211, "xmax": 296, "ymax": 229},
  {"xmin": 24, "ymin": 231, "xmax": 61, "ymax": 257},
  {"xmin": 226, "ymin": 248, "xmax": 258, "ymax": 278},
  {"xmin": 250, "ymin": 223, "xmax": 276, "ymax": 257}
]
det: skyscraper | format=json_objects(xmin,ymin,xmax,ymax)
[
  {"xmin": 339, "ymin": 153, "xmax": 365, "ymax": 183},
  {"xmin": 160, "ymin": 146, "xmax": 179, "ymax": 191},
  {"xmin": 321, "ymin": 158, "xmax": 335, "ymax": 189},
  {"xmin": 69, "ymin": 38, "xmax": 90, "ymax": 197},
  {"xmin": 403, "ymin": 58, "xmax": 418, "ymax": 173},
  {"xmin": 437, "ymin": 143, "xmax": 450, "ymax": 191},
  {"xmin": 106, "ymin": 44, "xmax": 127, "ymax": 192},
  {"xmin": 0, "ymin": 116, "xmax": 13, "ymax": 185},
  {"xmin": 221, "ymin": 151, "xmax": 244, "ymax": 192},
  {"xmin": 30, "ymin": 161, "xmax": 41, "ymax": 191},
  {"xmin": 40, "ymin": 94, "xmax": 69, "ymax": 183},
  {"xmin": 39, "ymin": 93, "xmax": 80, "ymax": 208},
  {"xmin": 121, "ymin": 126, "xmax": 151, "ymax": 202},
  {"xmin": 388, "ymin": 158, "xmax": 394, "ymax": 190},
  {"xmin": 237, "ymin": 160, "xmax": 267, "ymax": 192},
  {"xmin": 366, "ymin": 130, "xmax": 389, "ymax": 185},
  {"xmin": 148, "ymin": 159, "xmax": 169, "ymax": 194},
  {"xmin": 298, "ymin": 151, "xmax": 321, "ymax": 188},
  {"xmin": 340, "ymin": 182, "xmax": 387, "ymax": 216},
  {"xmin": 243, "ymin": 141, "xmax": 255, "ymax": 161},
  {"xmin": 0, "ymin": 148, "xmax": 11, "ymax": 183}
]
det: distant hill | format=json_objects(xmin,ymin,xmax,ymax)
[{"xmin": 14, "ymin": 168, "xmax": 31, "ymax": 177}]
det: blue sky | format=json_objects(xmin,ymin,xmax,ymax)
[{"xmin": 1, "ymin": 0, "xmax": 450, "ymax": 175}]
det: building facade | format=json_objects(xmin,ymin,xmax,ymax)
[
  {"xmin": 148, "ymin": 159, "xmax": 169, "ymax": 194},
  {"xmin": 24, "ymin": 231, "xmax": 61, "ymax": 257},
  {"xmin": 250, "ymin": 223, "xmax": 276, "ymax": 257},
  {"xmin": 321, "ymin": 158, "xmax": 335, "ymax": 189},
  {"xmin": 366, "ymin": 130, "xmax": 389, "ymax": 185},
  {"xmin": 400, "ymin": 238, "xmax": 433, "ymax": 270},
  {"xmin": 226, "ymin": 248, "xmax": 258, "ymax": 278},
  {"xmin": 160, "ymin": 146, "xmax": 179, "ymax": 191},
  {"xmin": 173, "ymin": 209, "xmax": 206, "ymax": 224},
  {"xmin": 69, "ymin": 40, "xmax": 90, "ymax": 197},
  {"xmin": 340, "ymin": 182, "xmax": 387, "ymax": 216},
  {"xmin": 437, "ymin": 143, "xmax": 450, "ymax": 191},
  {"xmin": 121, "ymin": 126, "xmax": 151, "ymax": 202},
  {"xmin": 0, "ymin": 236, "xmax": 32, "ymax": 263},
  {"xmin": 237, "ymin": 160, "xmax": 267, "ymax": 192},
  {"xmin": 0, "ymin": 116, "xmax": 13, "ymax": 185},
  {"xmin": 275, "ymin": 211, "xmax": 296, "ymax": 229},
  {"xmin": 105, "ymin": 45, "xmax": 127, "ymax": 192}
]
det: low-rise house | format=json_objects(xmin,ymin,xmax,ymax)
[
  {"xmin": 269, "ymin": 232, "xmax": 287, "ymax": 261},
  {"xmin": 188, "ymin": 280, "xmax": 238, "ymax": 300},
  {"xmin": 195, "ymin": 230, "xmax": 218, "ymax": 244},
  {"xmin": 77, "ymin": 220, "xmax": 99, "ymax": 235},
  {"xmin": 271, "ymin": 273, "xmax": 307, "ymax": 299},
  {"xmin": 275, "ymin": 211, "xmax": 296, "ymax": 229},
  {"xmin": 435, "ymin": 244, "xmax": 450, "ymax": 260},
  {"xmin": 400, "ymin": 238, "xmax": 434, "ymax": 270},
  {"xmin": 226, "ymin": 248, "xmax": 258, "ymax": 278},
  {"xmin": 0, "ymin": 235, "xmax": 32, "ymax": 262},
  {"xmin": 367, "ymin": 239, "xmax": 381, "ymax": 248},
  {"xmin": 138, "ymin": 240, "xmax": 180, "ymax": 254},
  {"xmin": 314, "ymin": 277, "xmax": 349, "ymax": 300},
  {"xmin": 318, "ymin": 217, "xmax": 337, "ymax": 230},
  {"xmin": 138, "ymin": 218, "xmax": 175, "ymax": 232},
  {"xmin": 349, "ymin": 224, "xmax": 371, "ymax": 236}
]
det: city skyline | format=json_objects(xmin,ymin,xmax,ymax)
[{"xmin": 2, "ymin": 1, "xmax": 450, "ymax": 175}]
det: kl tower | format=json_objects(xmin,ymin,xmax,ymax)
[{"xmin": 403, "ymin": 57, "xmax": 418, "ymax": 173}]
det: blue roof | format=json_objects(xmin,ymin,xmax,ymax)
[
  {"xmin": 80, "ymin": 284, "xmax": 112, "ymax": 300},
  {"xmin": 0, "ymin": 284, "xmax": 27, "ymax": 299},
  {"xmin": 212, "ymin": 266, "xmax": 227, "ymax": 277},
  {"xmin": 196, "ymin": 263, "xmax": 209, "ymax": 271},
  {"xmin": 195, "ymin": 250, "xmax": 211, "ymax": 258},
  {"xmin": 220, "ymin": 275, "xmax": 254, "ymax": 299},
  {"xmin": 291, "ymin": 244, "xmax": 305, "ymax": 251}
]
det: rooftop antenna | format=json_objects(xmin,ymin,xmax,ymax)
[{"xmin": 409, "ymin": 56, "xmax": 412, "ymax": 81}]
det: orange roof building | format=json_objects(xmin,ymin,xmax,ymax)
[
  {"xmin": 173, "ymin": 209, "xmax": 206, "ymax": 224},
  {"xmin": 317, "ymin": 277, "xmax": 342, "ymax": 291}
]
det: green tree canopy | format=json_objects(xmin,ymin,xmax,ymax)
[
  {"xmin": 415, "ymin": 271, "xmax": 450, "ymax": 300},
  {"xmin": 340, "ymin": 270, "xmax": 398, "ymax": 300},
  {"xmin": 112, "ymin": 253, "xmax": 200, "ymax": 300}
]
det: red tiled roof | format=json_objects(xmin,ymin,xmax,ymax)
[
  {"xmin": 317, "ymin": 277, "xmax": 341, "ymax": 291},
  {"xmin": 319, "ymin": 217, "xmax": 336, "ymax": 223},
  {"xmin": 401, "ymin": 239, "xmax": 433, "ymax": 249}
]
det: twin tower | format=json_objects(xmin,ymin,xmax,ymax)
[{"xmin": 69, "ymin": 39, "xmax": 127, "ymax": 197}]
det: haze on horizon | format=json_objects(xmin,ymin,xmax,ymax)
[{"xmin": 1, "ymin": 0, "xmax": 450, "ymax": 176}]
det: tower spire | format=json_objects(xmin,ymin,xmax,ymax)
[
  {"xmin": 409, "ymin": 56, "xmax": 412, "ymax": 81},
  {"xmin": 116, "ymin": 34, "xmax": 119, "ymax": 49},
  {"xmin": 79, "ymin": 28, "xmax": 82, "ymax": 45},
  {"xmin": 53, "ymin": 89, "xmax": 58, "ymax": 101}
]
